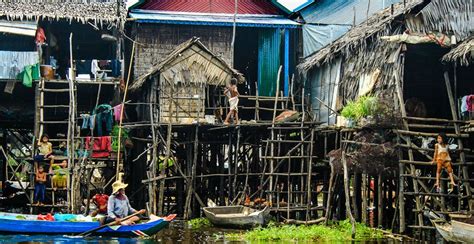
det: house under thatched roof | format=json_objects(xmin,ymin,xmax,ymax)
[
  {"xmin": 298, "ymin": 0, "xmax": 424, "ymax": 73},
  {"xmin": 0, "ymin": 0, "xmax": 126, "ymax": 27},
  {"xmin": 129, "ymin": 37, "xmax": 245, "ymax": 91},
  {"xmin": 443, "ymin": 37, "xmax": 474, "ymax": 67}
]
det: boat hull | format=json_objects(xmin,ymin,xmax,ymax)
[
  {"xmin": 433, "ymin": 219, "xmax": 474, "ymax": 243},
  {"xmin": 203, "ymin": 206, "xmax": 270, "ymax": 228},
  {"xmin": 0, "ymin": 213, "xmax": 176, "ymax": 237}
]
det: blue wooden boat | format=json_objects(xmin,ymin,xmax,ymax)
[{"xmin": 0, "ymin": 212, "xmax": 176, "ymax": 237}]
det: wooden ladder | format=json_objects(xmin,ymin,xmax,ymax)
[{"xmin": 31, "ymin": 78, "xmax": 76, "ymax": 213}]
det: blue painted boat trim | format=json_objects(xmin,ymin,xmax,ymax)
[{"xmin": 0, "ymin": 216, "xmax": 171, "ymax": 237}]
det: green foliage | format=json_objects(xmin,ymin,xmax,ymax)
[
  {"xmin": 15, "ymin": 172, "xmax": 28, "ymax": 181},
  {"xmin": 341, "ymin": 96, "xmax": 380, "ymax": 121},
  {"xmin": 187, "ymin": 218, "xmax": 212, "ymax": 229},
  {"xmin": 225, "ymin": 220, "xmax": 384, "ymax": 242}
]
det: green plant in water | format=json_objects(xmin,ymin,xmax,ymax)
[
  {"xmin": 225, "ymin": 220, "xmax": 383, "ymax": 242},
  {"xmin": 187, "ymin": 218, "xmax": 212, "ymax": 229}
]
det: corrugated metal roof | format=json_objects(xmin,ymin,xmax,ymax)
[
  {"xmin": 139, "ymin": 0, "xmax": 281, "ymax": 15},
  {"xmin": 130, "ymin": 10, "xmax": 300, "ymax": 28}
]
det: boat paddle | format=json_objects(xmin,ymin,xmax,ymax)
[{"xmin": 76, "ymin": 210, "xmax": 146, "ymax": 237}]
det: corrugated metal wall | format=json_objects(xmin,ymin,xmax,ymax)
[{"xmin": 258, "ymin": 28, "xmax": 281, "ymax": 96}]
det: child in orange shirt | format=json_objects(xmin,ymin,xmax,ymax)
[{"xmin": 432, "ymin": 133, "xmax": 456, "ymax": 191}]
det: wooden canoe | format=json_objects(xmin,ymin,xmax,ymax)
[
  {"xmin": 0, "ymin": 212, "xmax": 176, "ymax": 237},
  {"xmin": 432, "ymin": 214, "xmax": 474, "ymax": 243},
  {"xmin": 203, "ymin": 205, "xmax": 270, "ymax": 228}
]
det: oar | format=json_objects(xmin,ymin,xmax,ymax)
[{"xmin": 77, "ymin": 210, "xmax": 145, "ymax": 237}]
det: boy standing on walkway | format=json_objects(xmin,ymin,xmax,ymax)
[{"xmin": 224, "ymin": 78, "xmax": 240, "ymax": 125}]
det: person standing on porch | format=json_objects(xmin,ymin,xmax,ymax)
[
  {"xmin": 224, "ymin": 78, "xmax": 240, "ymax": 125},
  {"xmin": 432, "ymin": 133, "xmax": 457, "ymax": 192}
]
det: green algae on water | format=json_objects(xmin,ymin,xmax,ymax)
[
  {"xmin": 225, "ymin": 220, "xmax": 384, "ymax": 242},
  {"xmin": 187, "ymin": 218, "xmax": 212, "ymax": 229}
]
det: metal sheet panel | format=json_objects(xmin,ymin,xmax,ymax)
[
  {"xmin": 140, "ymin": 0, "xmax": 281, "ymax": 15},
  {"xmin": 308, "ymin": 58, "xmax": 342, "ymax": 125},
  {"xmin": 130, "ymin": 10, "xmax": 300, "ymax": 28},
  {"xmin": 258, "ymin": 28, "xmax": 281, "ymax": 97}
]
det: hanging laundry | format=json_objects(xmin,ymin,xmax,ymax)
[
  {"xmin": 80, "ymin": 114, "xmax": 96, "ymax": 130},
  {"xmin": 93, "ymin": 104, "xmax": 113, "ymax": 136},
  {"xmin": 113, "ymin": 104, "xmax": 123, "ymax": 122},
  {"xmin": 85, "ymin": 136, "xmax": 112, "ymax": 158},
  {"xmin": 35, "ymin": 27, "xmax": 46, "ymax": 45},
  {"xmin": 17, "ymin": 63, "xmax": 40, "ymax": 88}
]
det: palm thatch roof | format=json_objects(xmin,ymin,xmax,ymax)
[
  {"xmin": 0, "ymin": 0, "xmax": 126, "ymax": 27},
  {"xmin": 129, "ymin": 37, "xmax": 245, "ymax": 91},
  {"xmin": 442, "ymin": 37, "xmax": 474, "ymax": 66},
  {"xmin": 298, "ymin": 0, "xmax": 425, "ymax": 73},
  {"xmin": 409, "ymin": 0, "xmax": 472, "ymax": 41},
  {"xmin": 298, "ymin": 0, "xmax": 473, "ymax": 73}
]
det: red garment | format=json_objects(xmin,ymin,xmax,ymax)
[
  {"xmin": 37, "ymin": 213, "xmax": 55, "ymax": 221},
  {"xmin": 85, "ymin": 136, "xmax": 112, "ymax": 158},
  {"xmin": 93, "ymin": 193, "xmax": 109, "ymax": 213},
  {"xmin": 35, "ymin": 27, "xmax": 46, "ymax": 45},
  {"xmin": 467, "ymin": 95, "xmax": 474, "ymax": 112}
]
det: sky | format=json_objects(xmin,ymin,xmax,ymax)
[{"xmin": 275, "ymin": 0, "xmax": 313, "ymax": 11}]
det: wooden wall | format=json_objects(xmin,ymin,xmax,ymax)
[{"xmin": 133, "ymin": 23, "xmax": 233, "ymax": 79}]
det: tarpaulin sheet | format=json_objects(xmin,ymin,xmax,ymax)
[
  {"xmin": 0, "ymin": 51, "xmax": 38, "ymax": 79},
  {"xmin": 301, "ymin": 0, "xmax": 401, "ymax": 25},
  {"xmin": 301, "ymin": 0, "xmax": 401, "ymax": 56},
  {"xmin": 302, "ymin": 24, "xmax": 351, "ymax": 57}
]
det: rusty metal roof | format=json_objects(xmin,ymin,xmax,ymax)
[{"xmin": 139, "ymin": 0, "xmax": 281, "ymax": 15}]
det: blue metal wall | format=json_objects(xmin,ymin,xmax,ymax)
[{"xmin": 258, "ymin": 28, "xmax": 281, "ymax": 97}]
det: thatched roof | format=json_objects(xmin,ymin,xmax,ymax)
[
  {"xmin": 442, "ymin": 37, "xmax": 474, "ymax": 66},
  {"xmin": 409, "ymin": 0, "xmax": 472, "ymax": 41},
  {"xmin": 0, "ymin": 0, "xmax": 126, "ymax": 27},
  {"xmin": 298, "ymin": 0, "xmax": 425, "ymax": 73},
  {"xmin": 129, "ymin": 37, "xmax": 245, "ymax": 91}
]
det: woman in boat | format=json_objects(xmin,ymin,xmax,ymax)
[
  {"xmin": 106, "ymin": 180, "xmax": 145, "ymax": 225},
  {"xmin": 432, "ymin": 133, "xmax": 457, "ymax": 192}
]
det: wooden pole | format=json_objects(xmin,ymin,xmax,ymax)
[
  {"xmin": 342, "ymin": 152, "xmax": 356, "ymax": 238},
  {"xmin": 324, "ymin": 161, "xmax": 335, "ymax": 225},
  {"xmin": 362, "ymin": 173, "xmax": 368, "ymax": 224},
  {"xmin": 377, "ymin": 174, "xmax": 383, "ymax": 227},
  {"xmin": 444, "ymin": 71, "xmax": 472, "ymax": 207}
]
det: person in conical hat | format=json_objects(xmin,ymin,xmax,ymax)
[{"xmin": 106, "ymin": 179, "xmax": 145, "ymax": 225}]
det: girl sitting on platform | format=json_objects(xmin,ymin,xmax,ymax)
[
  {"xmin": 34, "ymin": 134, "xmax": 54, "ymax": 165},
  {"xmin": 432, "ymin": 133, "xmax": 457, "ymax": 192}
]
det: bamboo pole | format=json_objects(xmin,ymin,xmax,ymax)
[
  {"xmin": 149, "ymin": 83, "xmax": 158, "ymax": 215},
  {"xmin": 116, "ymin": 42, "xmax": 136, "ymax": 177}
]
